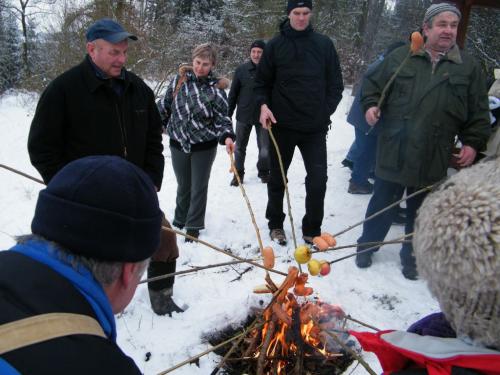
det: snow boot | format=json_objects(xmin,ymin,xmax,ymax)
[
  {"xmin": 147, "ymin": 260, "xmax": 184, "ymax": 316},
  {"xmin": 270, "ymin": 228, "xmax": 287, "ymax": 246},
  {"xmin": 230, "ymin": 171, "xmax": 244, "ymax": 186}
]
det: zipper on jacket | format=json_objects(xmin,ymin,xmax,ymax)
[{"xmin": 114, "ymin": 103, "xmax": 128, "ymax": 158}]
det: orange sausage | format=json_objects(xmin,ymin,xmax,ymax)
[
  {"xmin": 410, "ymin": 31, "xmax": 424, "ymax": 53},
  {"xmin": 262, "ymin": 246, "xmax": 275, "ymax": 269},
  {"xmin": 313, "ymin": 236, "xmax": 329, "ymax": 251},
  {"xmin": 320, "ymin": 232, "xmax": 337, "ymax": 247}
]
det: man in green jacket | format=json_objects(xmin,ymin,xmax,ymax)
[{"xmin": 355, "ymin": 3, "xmax": 490, "ymax": 280}]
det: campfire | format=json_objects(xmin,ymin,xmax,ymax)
[{"xmin": 209, "ymin": 266, "xmax": 358, "ymax": 375}]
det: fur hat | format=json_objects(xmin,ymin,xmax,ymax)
[
  {"xmin": 423, "ymin": 3, "xmax": 461, "ymax": 24},
  {"xmin": 414, "ymin": 157, "xmax": 500, "ymax": 349},
  {"xmin": 287, "ymin": 0, "xmax": 312, "ymax": 14},
  {"xmin": 32, "ymin": 156, "xmax": 162, "ymax": 262}
]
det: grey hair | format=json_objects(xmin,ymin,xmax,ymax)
[{"xmin": 17, "ymin": 235, "xmax": 148, "ymax": 286}]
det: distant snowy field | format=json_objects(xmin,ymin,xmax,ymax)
[{"xmin": 0, "ymin": 89, "xmax": 438, "ymax": 374}]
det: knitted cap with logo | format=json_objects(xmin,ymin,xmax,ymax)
[{"xmin": 414, "ymin": 157, "xmax": 500, "ymax": 349}]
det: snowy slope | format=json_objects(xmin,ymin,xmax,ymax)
[{"xmin": 0, "ymin": 90, "xmax": 438, "ymax": 374}]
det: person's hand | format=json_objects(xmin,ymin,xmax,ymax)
[
  {"xmin": 260, "ymin": 104, "xmax": 276, "ymax": 129},
  {"xmin": 365, "ymin": 106, "xmax": 381, "ymax": 126},
  {"xmin": 454, "ymin": 145, "xmax": 477, "ymax": 167},
  {"xmin": 225, "ymin": 137, "xmax": 235, "ymax": 154}
]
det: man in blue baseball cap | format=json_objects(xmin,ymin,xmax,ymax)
[{"xmin": 28, "ymin": 19, "xmax": 184, "ymax": 317}]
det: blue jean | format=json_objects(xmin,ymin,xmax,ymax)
[
  {"xmin": 351, "ymin": 127, "xmax": 377, "ymax": 185},
  {"xmin": 357, "ymin": 178, "xmax": 428, "ymax": 268}
]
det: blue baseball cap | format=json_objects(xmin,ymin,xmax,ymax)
[{"xmin": 86, "ymin": 18, "xmax": 138, "ymax": 43}]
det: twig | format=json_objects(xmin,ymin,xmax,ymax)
[
  {"xmin": 138, "ymin": 258, "xmax": 259, "ymax": 284},
  {"xmin": 0, "ymin": 163, "xmax": 44, "ymax": 185},
  {"xmin": 157, "ymin": 326, "xmax": 258, "ymax": 375},
  {"xmin": 211, "ymin": 318, "xmax": 260, "ymax": 375},
  {"xmin": 332, "ymin": 185, "xmax": 433, "ymax": 238},
  {"xmin": 311, "ymin": 239, "xmax": 412, "ymax": 255},
  {"xmin": 257, "ymin": 318, "xmax": 277, "ymax": 375},
  {"xmin": 329, "ymin": 233, "xmax": 413, "ymax": 265},
  {"xmin": 366, "ymin": 51, "xmax": 411, "ymax": 136},
  {"xmin": 268, "ymin": 126, "xmax": 302, "ymax": 274},
  {"xmin": 230, "ymin": 266, "xmax": 253, "ymax": 282},
  {"xmin": 322, "ymin": 329, "xmax": 377, "ymax": 375},
  {"xmin": 162, "ymin": 226, "xmax": 287, "ymax": 276},
  {"xmin": 229, "ymin": 152, "xmax": 265, "ymax": 253},
  {"xmin": 345, "ymin": 315, "xmax": 380, "ymax": 332}
]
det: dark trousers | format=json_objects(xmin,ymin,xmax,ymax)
[
  {"xmin": 170, "ymin": 146, "xmax": 217, "ymax": 231},
  {"xmin": 266, "ymin": 127, "xmax": 327, "ymax": 237},
  {"xmin": 351, "ymin": 127, "xmax": 377, "ymax": 185},
  {"xmin": 234, "ymin": 121, "xmax": 270, "ymax": 177},
  {"xmin": 357, "ymin": 177, "xmax": 428, "ymax": 267}
]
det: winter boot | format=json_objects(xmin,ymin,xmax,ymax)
[
  {"xmin": 230, "ymin": 171, "xmax": 244, "ymax": 186},
  {"xmin": 270, "ymin": 228, "xmax": 287, "ymax": 246},
  {"xmin": 185, "ymin": 229, "xmax": 200, "ymax": 243},
  {"xmin": 355, "ymin": 248, "xmax": 373, "ymax": 268},
  {"xmin": 147, "ymin": 260, "xmax": 184, "ymax": 316}
]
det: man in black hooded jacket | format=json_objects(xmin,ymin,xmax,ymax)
[{"xmin": 254, "ymin": 0, "xmax": 344, "ymax": 245}]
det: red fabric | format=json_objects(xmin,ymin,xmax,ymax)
[{"xmin": 350, "ymin": 330, "xmax": 500, "ymax": 375}]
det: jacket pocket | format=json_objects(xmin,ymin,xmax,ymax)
[
  {"xmin": 426, "ymin": 123, "xmax": 454, "ymax": 182},
  {"xmin": 446, "ymin": 75, "xmax": 469, "ymax": 122},
  {"xmin": 387, "ymin": 71, "xmax": 415, "ymax": 107},
  {"xmin": 378, "ymin": 124, "xmax": 404, "ymax": 171}
]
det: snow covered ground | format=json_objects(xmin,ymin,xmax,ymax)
[{"xmin": 0, "ymin": 90, "xmax": 439, "ymax": 374}]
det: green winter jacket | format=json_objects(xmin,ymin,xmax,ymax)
[{"xmin": 361, "ymin": 45, "xmax": 490, "ymax": 187}]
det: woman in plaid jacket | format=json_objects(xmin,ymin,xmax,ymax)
[{"xmin": 161, "ymin": 43, "xmax": 235, "ymax": 241}]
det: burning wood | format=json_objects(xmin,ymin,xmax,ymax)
[{"xmin": 210, "ymin": 267, "xmax": 358, "ymax": 374}]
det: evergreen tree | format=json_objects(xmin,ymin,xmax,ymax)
[{"xmin": 0, "ymin": 2, "xmax": 21, "ymax": 93}]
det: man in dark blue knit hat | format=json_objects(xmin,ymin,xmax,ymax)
[
  {"xmin": 28, "ymin": 18, "xmax": 183, "ymax": 316},
  {"xmin": 255, "ymin": 0, "xmax": 344, "ymax": 246},
  {"xmin": 228, "ymin": 39, "xmax": 270, "ymax": 186},
  {"xmin": 0, "ymin": 156, "xmax": 161, "ymax": 375}
]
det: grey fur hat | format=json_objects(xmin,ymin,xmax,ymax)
[{"xmin": 414, "ymin": 157, "xmax": 500, "ymax": 349}]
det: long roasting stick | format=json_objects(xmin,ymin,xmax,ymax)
[
  {"xmin": 0, "ymin": 163, "xmax": 44, "ymax": 185},
  {"xmin": 139, "ymin": 258, "xmax": 260, "ymax": 284},
  {"xmin": 163, "ymin": 226, "xmax": 287, "ymax": 276},
  {"xmin": 332, "ymin": 185, "xmax": 433, "ymax": 238}
]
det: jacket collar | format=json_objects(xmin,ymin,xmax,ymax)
[
  {"xmin": 82, "ymin": 55, "xmax": 129, "ymax": 93},
  {"xmin": 280, "ymin": 19, "xmax": 313, "ymax": 38},
  {"xmin": 417, "ymin": 44, "xmax": 462, "ymax": 65}
]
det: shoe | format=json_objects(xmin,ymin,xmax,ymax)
[
  {"xmin": 402, "ymin": 265, "xmax": 418, "ymax": 280},
  {"xmin": 185, "ymin": 229, "xmax": 199, "ymax": 243},
  {"xmin": 270, "ymin": 229, "xmax": 287, "ymax": 246},
  {"xmin": 149, "ymin": 288, "xmax": 184, "ymax": 316},
  {"xmin": 341, "ymin": 158, "xmax": 354, "ymax": 170},
  {"xmin": 230, "ymin": 172, "xmax": 244, "ymax": 186},
  {"xmin": 355, "ymin": 250, "xmax": 373, "ymax": 268},
  {"xmin": 302, "ymin": 235, "xmax": 314, "ymax": 244},
  {"xmin": 392, "ymin": 211, "xmax": 406, "ymax": 226},
  {"xmin": 348, "ymin": 181, "xmax": 374, "ymax": 194},
  {"xmin": 259, "ymin": 174, "xmax": 270, "ymax": 184}
]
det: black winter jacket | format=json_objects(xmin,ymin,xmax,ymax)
[
  {"xmin": 28, "ymin": 56, "xmax": 164, "ymax": 189},
  {"xmin": 228, "ymin": 61, "xmax": 260, "ymax": 124},
  {"xmin": 254, "ymin": 21, "xmax": 344, "ymax": 132},
  {"xmin": 0, "ymin": 251, "xmax": 141, "ymax": 375}
]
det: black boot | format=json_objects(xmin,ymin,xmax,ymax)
[
  {"xmin": 147, "ymin": 261, "xmax": 184, "ymax": 316},
  {"xmin": 230, "ymin": 171, "xmax": 244, "ymax": 186}
]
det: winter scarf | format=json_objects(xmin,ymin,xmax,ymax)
[{"xmin": 11, "ymin": 239, "xmax": 117, "ymax": 341}]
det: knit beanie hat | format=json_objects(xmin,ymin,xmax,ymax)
[
  {"xmin": 423, "ymin": 3, "xmax": 461, "ymax": 24},
  {"xmin": 287, "ymin": 0, "xmax": 312, "ymax": 14},
  {"xmin": 32, "ymin": 156, "xmax": 162, "ymax": 262},
  {"xmin": 414, "ymin": 157, "xmax": 500, "ymax": 349},
  {"xmin": 250, "ymin": 39, "xmax": 266, "ymax": 51}
]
